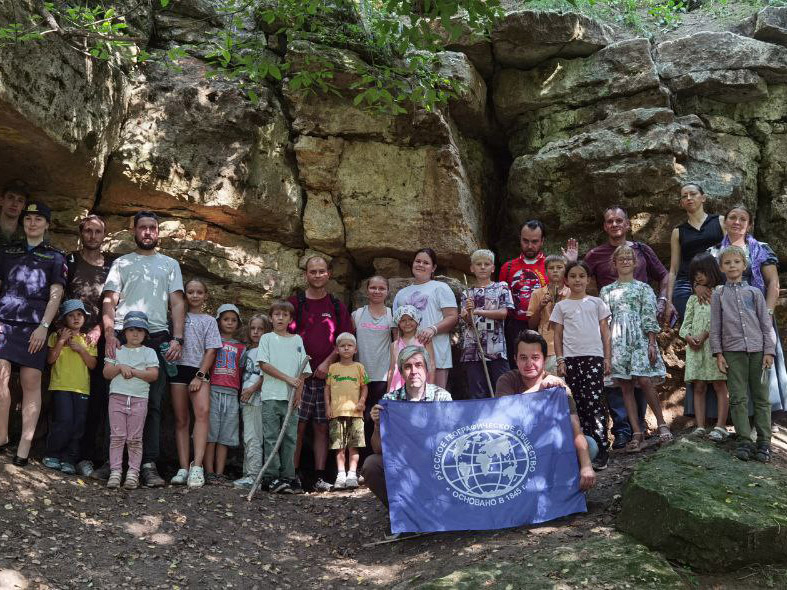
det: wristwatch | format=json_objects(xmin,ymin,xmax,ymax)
[
  {"xmin": 196, "ymin": 370, "xmax": 210, "ymax": 381},
  {"xmin": 173, "ymin": 337, "xmax": 185, "ymax": 345},
  {"xmin": 40, "ymin": 320, "xmax": 50, "ymax": 329}
]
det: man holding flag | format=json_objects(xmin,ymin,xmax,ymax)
[{"xmin": 368, "ymin": 331, "xmax": 595, "ymax": 534}]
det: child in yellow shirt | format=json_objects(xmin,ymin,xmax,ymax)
[
  {"xmin": 42, "ymin": 300, "xmax": 98, "ymax": 475},
  {"xmin": 324, "ymin": 332, "xmax": 368, "ymax": 490}
]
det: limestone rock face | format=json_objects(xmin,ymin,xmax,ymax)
[
  {"xmin": 99, "ymin": 58, "xmax": 303, "ymax": 246},
  {"xmin": 491, "ymin": 10, "xmax": 614, "ymax": 70},
  {"xmin": 656, "ymin": 32, "xmax": 787, "ymax": 101},
  {"xmin": 618, "ymin": 439, "xmax": 787, "ymax": 571},
  {"xmin": 753, "ymin": 6, "xmax": 787, "ymax": 47}
]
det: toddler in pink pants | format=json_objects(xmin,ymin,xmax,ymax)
[{"xmin": 102, "ymin": 311, "xmax": 160, "ymax": 490}]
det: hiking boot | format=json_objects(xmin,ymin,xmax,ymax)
[
  {"xmin": 124, "ymin": 471, "xmax": 139, "ymax": 490},
  {"xmin": 233, "ymin": 476, "xmax": 255, "ymax": 490},
  {"xmin": 140, "ymin": 463, "xmax": 165, "ymax": 487},
  {"xmin": 333, "ymin": 472, "xmax": 347, "ymax": 490},
  {"xmin": 170, "ymin": 468, "xmax": 188, "ymax": 486},
  {"xmin": 345, "ymin": 473, "xmax": 359, "ymax": 489},
  {"xmin": 91, "ymin": 462, "xmax": 111, "ymax": 481},
  {"xmin": 76, "ymin": 460, "xmax": 94, "ymax": 477},
  {"xmin": 755, "ymin": 443, "xmax": 771, "ymax": 463},
  {"xmin": 592, "ymin": 448, "xmax": 609, "ymax": 472},
  {"xmin": 187, "ymin": 464, "xmax": 205, "ymax": 489},
  {"xmin": 314, "ymin": 477, "xmax": 333, "ymax": 493},
  {"xmin": 60, "ymin": 462, "xmax": 76, "ymax": 475},
  {"xmin": 42, "ymin": 457, "xmax": 61, "ymax": 471},
  {"xmin": 107, "ymin": 470, "xmax": 122, "ymax": 489}
]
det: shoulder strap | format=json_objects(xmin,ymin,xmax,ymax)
[
  {"xmin": 295, "ymin": 291, "xmax": 307, "ymax": 331},
  {"xmin": 330, "ymin": 294, "xmax": 341, "ymax": 322}
]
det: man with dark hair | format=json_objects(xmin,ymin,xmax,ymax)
[
  {"xmin": 0, "ymin": 180, "xmax": 28, "ymax": 246},
  {"xmin": 65, "ymin": 214, "xmax": 114, "ymax": 477},
  {"xmin": 100, "ymin": 211, "xmax": 186, "ymax": 486},
  {"xmin": 579, "ymin": 206, "xmax": 672, "ymax": 449},
  {"xmin": 500, "ymin": 221, "xmax": 549, "ymax": 368}
]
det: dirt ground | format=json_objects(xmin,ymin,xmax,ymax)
[{"xmin": 2, "ymin": 423, "xmax": 787, "ymax": 590}]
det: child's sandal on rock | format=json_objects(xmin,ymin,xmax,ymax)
[{"xmin": 707, "ymin": 426, "xmax": 728, "ymax": 442}]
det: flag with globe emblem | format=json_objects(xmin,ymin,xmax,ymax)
[{"xmin": 380, "ymin": 388, "xmax": 587, "ymax": 533}]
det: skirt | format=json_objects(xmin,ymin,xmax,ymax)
[{"xmin": 0, "ymin": 320, "xmax": 47, "ymax": 371}]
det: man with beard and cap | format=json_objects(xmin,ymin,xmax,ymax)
[
  {"xmin": 64, "ymin": 215, "xmax": 115, "ymax": 477},
  {"xmin": 0, "ymin": 180, "xmax": 28, "ymax": 247},
  {"xmin": 100, "ymin": 211, "xmax": 185, "ymax": 487}
]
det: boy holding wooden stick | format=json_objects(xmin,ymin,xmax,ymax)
[{"xmin": 460, "ymin": 249, "xmax": 514, "ymax": 398}]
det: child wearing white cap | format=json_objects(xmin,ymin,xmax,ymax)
[
  {"xmin": 42, "ymin": 299, "xmax": 98, "ymax": 476},
  {"xmin": 205, "ymin": 304, "xmax": 246, "ymax": 481}
]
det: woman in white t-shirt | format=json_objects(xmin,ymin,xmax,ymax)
[
  {"xmin": 392, "ymin": 248, "xmax": 458, "ymax": 389},
  {"xmin": 550, "ymin": 261, "xmax": 612, "ymax": 470}
]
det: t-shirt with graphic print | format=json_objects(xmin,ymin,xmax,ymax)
[
  {"xmin": 500, "ymin": 252, "xmax": 548, "ymax": 321},
  {"xmin": 326, "ymin": 361, "xmax": 369, "ymax": 417},
  {"xmin": 211, "ymin": 338, "xmax": 246, "ymax": 392}
]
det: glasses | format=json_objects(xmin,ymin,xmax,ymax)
[{"xmin": 616, "ymin": 257, "xmax": 635, "ymax": 263}]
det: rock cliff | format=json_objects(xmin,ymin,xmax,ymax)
[{"xmin": 1, "ymin": 2, "xmax": 787, "ymax": 309}]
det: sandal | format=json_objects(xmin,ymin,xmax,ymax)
[
  {"xmin": 626, "ymin": 432, "xmax": 645, "ymax": 453},
  {"xmin": 707, "ymin": 426, "xmax": 728, "ymax": 442},
  {"xmin": 690, "ymin": 427, "xmax": 707, "ymax": 438},
  {"xmin": 657, "ymin": 425, "xmax": 673, "ymax": 444}
]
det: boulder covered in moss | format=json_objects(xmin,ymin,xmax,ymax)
[
  {"xmin": 617, "ymin": 438, "xmax": 787, "ymax": 572},
  {"xmin": 410, "ymin": 532, "xmax": 685, "ymax": 589}
]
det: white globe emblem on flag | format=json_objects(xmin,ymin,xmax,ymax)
[{"xmin": 435, "ymin": 425, "xmax": 536, "ymax": 500}]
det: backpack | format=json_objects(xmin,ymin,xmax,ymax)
[{"xmin": 294, "ymin": 290, "xmax": 342, "ymax": 332}]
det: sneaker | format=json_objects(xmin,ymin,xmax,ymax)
[
  {"xmin": 140, "ymin": 463, "xmax": 165, "ymax": 487},
  {"xmin": 60, "ymin": 462, "xmax": 76, "ymax": 475},
  {"xmin": 170, "ymin": 468, "xmax": 188, "ymax": 485},
  {"xmin": 333, "ymin": 472, "xmax": 347, "ymax": 490},
  {"xmin": 288, "ymin": 477, "xmax": 304, "ymax": 495},
  {"xmin": 187, "ymin": 464, "xmax": 205, "ymax": 489},
  {"xmin": 42, "ymin": 457, "xmax": 62, "ymax": 471},
  {"xmin": 76, "ymin": 460, "xmax": 94, "ymax": 477},
  {"xmin": 233, "ymin": 475, "xmax": 255, "ymax": 490},
  {"xmin": 124, "ymin": 471, "xmax": 139, "ymax": 490},
  {"xmin": 345, "ymin": 473, "xmax": 359, "ymax": 489},
  {"xmin": 314, "ymin": 477, "xmax": 333, "ymax": 492},
  {"xmin": 275, "ymin": 481, "xmax": 292, "ymax": 494},
  {"xmin": 91, "ymin": 462, "xmax": 111, "ymax": 481},
  {"xmin": 269, "ymin": 478, "xmax": 290, "ymax": 493},
  {"xmin": 107, "ymin": 470, "xmax": 122, "ymax": 489},
  {"xmin": 12, "ymin": 455, "xmax": 28, "ymax": 467},
  {"xmin": 755, "ymin": 443, "xmax": 771, "ymax": 463},
  {"xmin": 592, "ymin": 448, "xmax": 609, "ymax": 471}
]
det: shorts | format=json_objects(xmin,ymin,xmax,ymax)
[
  {"xmin": 171, "ymin": 365, "xmax": 199, "ymax": 385},
  {"xmin": 329, "ymin": 416, "xmax": 365, "ymax": 450},
  {"xmin": 298, "ymin": 377, "xmax": 327, "ymax": 423},
  {"xmin": 208, "ymin": 387, "xmax": 239, "ymax": 446}
]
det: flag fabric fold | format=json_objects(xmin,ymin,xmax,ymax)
[{"xmin": 380, "ymin": 387, "xmax": 587, "ymax": 533}]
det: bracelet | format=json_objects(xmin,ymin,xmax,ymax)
[{"xmin": 430, "ymin": 325, "xmax": 438, "ymax": 335}]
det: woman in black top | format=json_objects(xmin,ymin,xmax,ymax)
[{"xmin": 667, "ymin": 183, "xmax": 725, "ymax": 321}]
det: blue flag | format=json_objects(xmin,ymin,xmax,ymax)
[{"xmin": 380, "ymin": 388, "xmax": 587, "ymax": 533}]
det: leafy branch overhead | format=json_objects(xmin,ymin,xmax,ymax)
[{"xmin": 0, "ymin": 0, "xmax": 503, "ymax": 114}]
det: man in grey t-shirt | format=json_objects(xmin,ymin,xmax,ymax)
[{"xmin": 101, "ymin": 211, "xmax": 186, "ymax": 487}]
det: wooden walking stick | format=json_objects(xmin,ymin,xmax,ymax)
[
  {"xmin": 247, "ymin": 355, "xmax": 311, "ymax": 501},
  {"xmin": 463, "ymin": 275, "xmax": 495, "ymax": 397}
]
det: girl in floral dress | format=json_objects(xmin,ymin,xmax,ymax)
[
  {"xmin": 600, "ymin": 245, "xmax": 671, "ymax": 452},
  {"xmin": 679, "ymin": 253, "xmax": 729, "ymax": 442}
]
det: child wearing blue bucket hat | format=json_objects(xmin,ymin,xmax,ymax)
[{"xmin": 42, "ymin": 299, "xmax": 98, "ymax": 475}]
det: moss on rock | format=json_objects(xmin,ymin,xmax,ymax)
[
  {"xmin": 411, "ymin": 533, "xmax": 685, "ymax": 589},
  {"xmin": 617, "ymin": 438, "xmax": 787, "ymax": 572}
]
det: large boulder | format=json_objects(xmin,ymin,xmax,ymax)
[
  {"xmin": 753, "ymin": 6, "xmax": 787, "ymax": 47},
  {"xmin": 491, "ymin": 10, "xmax": 614, "ymax": 70},
  {"xmin": 617, "ymin": 438, "xmax": 787, "ymax": 572},
  {"xmin": 99, "ymin": 58, "xmax": 303, "ymax": 246},
  {"xmin": 656, "ymin": 32, "xmax": 787, "ymax": 102},
  {"xmin": 411, "ymin": 532, "xmax": 685, "ymax": 589},
  {"xmin": 0, "ymin": 1, "xmax": 130, "ymax": 220}
]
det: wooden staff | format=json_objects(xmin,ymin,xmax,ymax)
[
  {"xmin": 247, "ymin": 355, "xmax": 311, "ymax": 501},
  {"xmin": 463, "ymin": 275, "xmax": 495, "ymax": 397}
]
